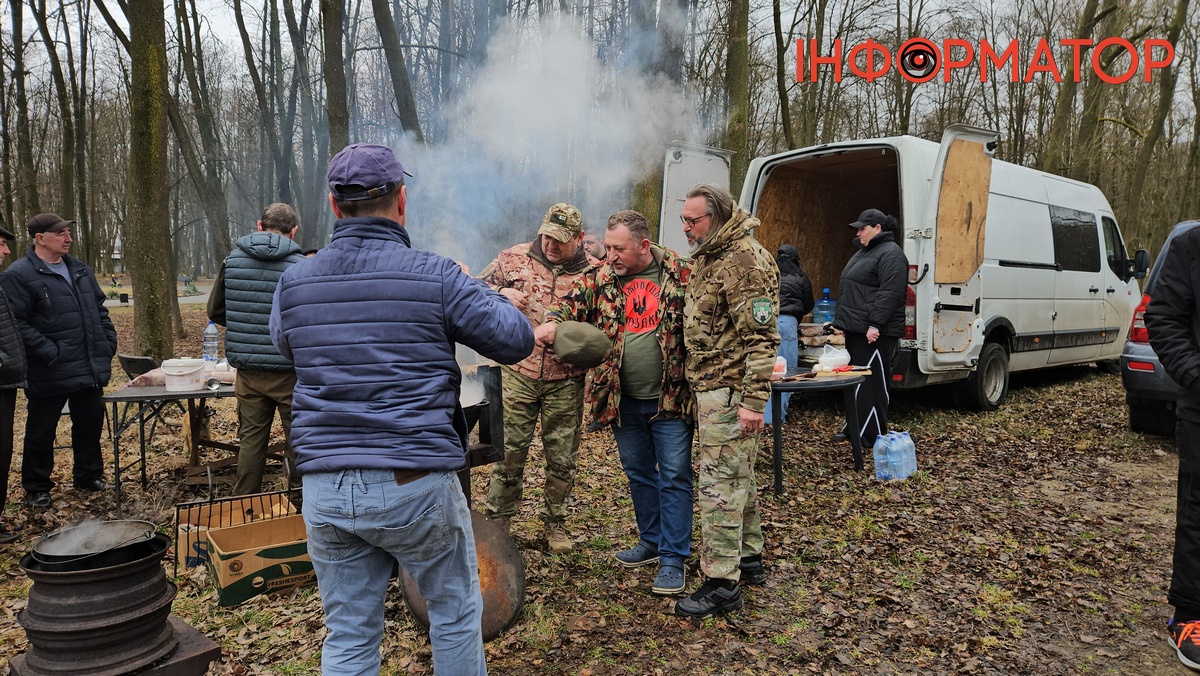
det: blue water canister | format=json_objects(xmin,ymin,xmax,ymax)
[
  {"xmin": 813, "ymin": 288, "xmax": 837, "ymax": 323},
  {"xmin": 873, "ymin": 435, "xmax": 892, "ymax": 481}
]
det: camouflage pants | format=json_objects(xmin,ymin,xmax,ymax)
[
  {"xmin": 694, "ymin": 388, "xmax": 764, "ymax": 582},
  {"xmin": 484, "ymin": 367, "xmax": 584, "ymax": 525}
]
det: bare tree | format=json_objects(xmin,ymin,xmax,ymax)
[
  {"xmin": 371, "ymin": 0, "xmax": 424, "ymax": 141},
  {"xmin": 11, "ymin": 3, "xmax": 41, "ymax": 217},
  {"xmin": 1124, "ymin": 0, "xmax": 1190, "ymax": 230},
  {"xmin": 726, "ymin": 0, "xmax": 750, "ymax": 193},
  {"xmin": 124, "ymin": 0, "xmax": 175, "ymax": 360},
  {"xmin": 321, "ymin": 0, "xmax": 349, "ymax": 152}
]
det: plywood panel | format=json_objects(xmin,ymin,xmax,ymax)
[
  {"xmin": 934, "ymin": 139, "xmax": 991, "ymax": 285},
  {"xmin": 752, "ymin": 163, "xmax": 899, "ymax": 307}
]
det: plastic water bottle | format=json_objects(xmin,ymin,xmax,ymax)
[
  {"xmin": 886, "ymin": 432, "xmax": 910, "ymax": 480},
  {"xmin": 899, "ymin": 431, "xmax": 917, "ymax": 477},
  {"xmin": 203, "ymin": 321, "xmax": 220, "ymax": 364},
  {"xmin": 873, "ymin": 435, "xmax": 892, "ymax": 481},
  {"xmin": 813, "ymin": 288, "xmax": 837, "ymax": 324}
]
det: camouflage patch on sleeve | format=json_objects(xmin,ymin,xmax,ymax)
[{"xmin": 751, "ymin": 297, "xmax": 773, "ymax": 325}]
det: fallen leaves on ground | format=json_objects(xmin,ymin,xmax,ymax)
[{"xmin": 0, "ymin": 305, "xmax": 1185, "ymax": 674}]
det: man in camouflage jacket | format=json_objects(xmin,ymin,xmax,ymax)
[
  {"xmin": 675, "ymin": 183, "xmax": 780, "ymax": 619},
  {"xmin": 538, "ymin": 210, "xmax": 694, "ymax": 594},
  {"xmin": 479, "ymin": 203, "xmax": 600, "ymax": 553}
]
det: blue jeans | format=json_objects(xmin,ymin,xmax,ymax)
[
  {"xmin": 610, "ymin": 397, "xmax": 694, "ymax": 564},
  {"xmin": 764, "ymin": 315, "xmax": 799, "ymax": 423},
  {"xmin": 303, "ymin": 470, "xmax": 487, "ymax": 676}
]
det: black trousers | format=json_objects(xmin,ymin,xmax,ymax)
[
  {"xmin": 0, "ymin": 389, "xmax": 15, "ymax": 512},
  {"xmin": 1172, "ymin": 419, "xmax": 1200, "ymax": 618},
  {"xmin": 843, "ymin": 332, "xmax": 899, "ymax": 445},
  {"xmin": 22, "ymin": 386, "xmax": 105, "ymax": 494}
]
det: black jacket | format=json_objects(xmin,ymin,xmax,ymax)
[
  {"xmin": 777, "ymin": 245, "xmax": 814, "ymax": 319},
  {"xmin": 833, "ymin": 231, "xmax": 909, "ymax": 337},
  {"xmin": 0, "ymin": 248, "xmax": 116, "ymax": 397},
  {"xmin": 0, "ymin": 287, "xmax": 26, "ymax": 389},
  {"xmin": 1147, "ymin": 226, "xmax": 1200, "ymax": 422}
]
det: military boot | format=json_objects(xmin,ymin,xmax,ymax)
[{"xmin": 544, "ymin": 522, "xmax": 572, "ymax": 554}]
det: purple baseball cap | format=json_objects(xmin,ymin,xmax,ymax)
[{"xmin": 327, "ymin": 143, "xmax": 414, "ymax": 202}]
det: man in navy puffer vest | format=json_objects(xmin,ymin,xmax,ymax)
[
  {"xmin": 1, "ymin": 213, "xmax": 116, "ymax": 509},
  {"xmin": 208, "ymin": 202, "xmax": 305, "ymax": 495},
  {"xmin": 270, "ymin": 143, "xmax": 533, "ymax": 675}
]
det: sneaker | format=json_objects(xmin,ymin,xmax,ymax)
[
  {"xmin": 614, "ymin": 541, "xmax": 659, "ymax": 568},
  {"xmin": 27, "ymin": 492, "xmax": 51, "ymax": 509},
  {"xmin": 739, "ymin": 554, "xmax": 767, "ymax": 585},
  {"xmin": 544, "ymin": 522, "xmax": 572, "ymax": 554},
  {"xmin": 674, "ymin": 578, "xmax": 743, "ymax": 619},
  {"xmin": 831, "ymin": 431, "xmax": 848, "ymax": 442},
  {"xmin": 651, "ymin": 562, "xmax": 686, "ymax": 595},
  {"xmin": 1169, "ymin": 618, "xmax": 1200, "ymax": 669},
  {"xmin": 0, "ymin": 525, "xmax": 17, "ymax": 545}
]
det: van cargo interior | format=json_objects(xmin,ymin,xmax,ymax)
[{"xmin": 753, "ymin": 146, "xmax": 901, "ymax": 303}]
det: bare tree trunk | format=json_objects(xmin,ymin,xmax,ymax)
[
  {"xmin": 726, "ymin": 0, "xmax": 750, "ymax": 194},
  {"xmin": 321, "ymin": 0, "xmax": 349, "ymax": 153},
  {"xmin": 0, "ymin": 27, "xmax": 15, "ymax": 234},
  {"xmin": 281, "ymin": 0, "xmax": 323, "ymax": 241},
  {"xmin": 177, "ymin": 0, "xmax": 234, "ymax": 264},
  {"xmin": 797, "ymin": 0, "xmax": 828, "ymax": 147},
  {"xmin": 371, "ymin": 0, "xmax": 424, "ymax": 142},
  {"xmin": 233, "ymin": 0, "xmax": 292, "ymax": 201},
  {"xmin": 67, "ymin": 0, "xmax": 93, "ymax": 267},
  {"xmin": 125, "ymin": 0, "xmax": 175, "ymax": 360},
  {"xmin": 11, "ymin": 4, "xmax": 42, "ymax": 217},
  {"xmin": 1125, "ymin": 0, "xmax": 1190, "ymax": 234},
  {"xmin": 772, "ymin": 0, "xmax": 794, "ymax": 149},
  {"xmin": 1042, "ymin": 0, "xmax": 1104, "ymax": 174},
  {"xmin": 29, "ymin": 0, "xmax": 77, "ymax": 228}
]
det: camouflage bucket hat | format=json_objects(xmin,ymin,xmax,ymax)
[
  {"xmin": 553, "ymin": 321, "xmax": 611, "ymax": 369},
  {"xmin": 538, "ymin": 203, "xmax": 583, "ymax": 243}
]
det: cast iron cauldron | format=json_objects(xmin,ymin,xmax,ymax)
[{"xmin": 30, "ymin": 520, "xmax": 158, "ymax": 572}]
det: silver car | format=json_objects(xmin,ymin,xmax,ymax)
[{"xmin": 1120, "ymin": 220, "xmax": 1200, "ymax": 436}]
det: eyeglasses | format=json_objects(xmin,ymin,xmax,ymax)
[{"xmin": 680, "ymin": 213, "xmax": 710, "ymax": 228}]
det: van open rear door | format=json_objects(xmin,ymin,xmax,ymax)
[
  {"xmin": 659, "ymin": 142, "xmax": 733, "ymax": 254},
  {"xmin": 920, "ymin": 125, "xmax": 998, "ymax": 370}
]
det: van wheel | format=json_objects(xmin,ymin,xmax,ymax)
[
  {"xmin": 959, "ymin": 342, "xmax": 1009, "ymax": 411},
  {"xmin": 1096, "ymin": 360, "xmax": 1120, "ymax": 375},
  {"xmin": 1128, "ymin": 399, "xmax": 1176, "ymax": 436}
]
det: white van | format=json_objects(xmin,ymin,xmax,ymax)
[{"xmin": 667, "ymin": 126, "xmax": 1148, "ymax": 410}]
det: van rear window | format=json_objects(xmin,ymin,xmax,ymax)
[{"xmin": 1050, "ymin": 205, "xmax": 1100, "ymax": 273}]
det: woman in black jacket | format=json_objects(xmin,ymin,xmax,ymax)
[
  {"xmin": 833, "ymin": 209, "xmax": 909, "ymax": 445},
  {"xmin": 765, "ymin": 245, "xmax": 814, "ymax": 423}
]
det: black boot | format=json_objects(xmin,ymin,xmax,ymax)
[
  {"xmin": 739, "ymin": 554, "xmax": 767, "ymax": 585},
  {"xmin": 675, "ymin": 577, "xmax": 743, "ymax": 618}
]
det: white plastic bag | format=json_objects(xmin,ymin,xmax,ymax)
[{"xmin": 818, "ymin": 344, "xmax": 851, "ymax": 369}]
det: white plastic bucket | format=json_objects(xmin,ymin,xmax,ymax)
[{"xmin": 161, "ymin": 358, "xmax": 206, "ymax": 392}]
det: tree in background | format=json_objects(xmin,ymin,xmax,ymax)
[{"xmin": 124, "ymin": 0, "xmax": 175, "ymax": 360}]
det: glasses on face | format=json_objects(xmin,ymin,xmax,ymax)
[{"xmin": 680, "ymin": 213, "xmax": 710, "ymax": 228}]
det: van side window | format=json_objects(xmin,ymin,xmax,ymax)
[
  {"xmin": 1101, "ymin": 216, "xmax": 1127, "ymax": 277},
  {"xmin": 1049, "ymin": 205, "xmax": 1100, "ymax": 273}
]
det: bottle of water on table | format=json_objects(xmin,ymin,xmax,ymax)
[
  {"xmin": 203, "ymin": 321, "xmax": 220, "ymax": 364},
  {"xmin": 813, "ymin": 288, "xmax": 837, "ymax": 324}
]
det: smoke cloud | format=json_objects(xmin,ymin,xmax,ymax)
[{"xmin": 395, "ymin": 17, "xmax": 701, "ymax": 271}]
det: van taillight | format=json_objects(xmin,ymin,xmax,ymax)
[
  {"xmin": 1129, "ymin": 293, "xmax": 1151, "ymax": 343},
  {"xmin": 904, "ymin": 265, "xmax": 917, "ymax": 340}
]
